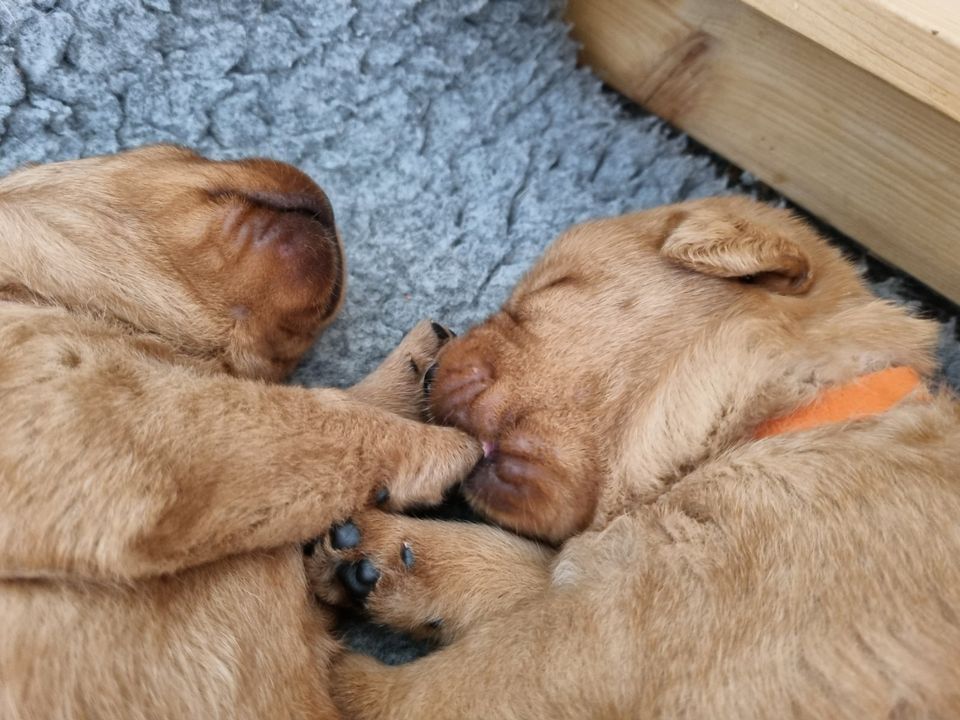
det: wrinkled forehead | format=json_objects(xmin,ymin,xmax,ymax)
[{"xmin": 507, "ymin": 216, "xmax": 707, "ymax": 317}]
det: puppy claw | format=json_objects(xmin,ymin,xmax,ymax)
[{"xmin": 431, "ymin": 321, "xmax": 455, "ymax": 342}]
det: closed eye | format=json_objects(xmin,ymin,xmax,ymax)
[
  {"xmin": 206, "ymin": 189, "xmax": 335, "ymax": 229},
  {"xmin": 535, "ymin": 275, "xmax": 582, "ymax": 293},
  {"xmin": 502, "ymin": 275, "xmax": 586, "ymax": 328}
]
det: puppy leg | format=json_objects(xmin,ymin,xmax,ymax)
[
  {"xmin": 347, "ymin": 319, "xmax": 454, "ymax": 421},
  {"xmin": 0, "ymin": 307, "xmax": 481, "ymax": 582},
  {"xmin": 328, "ymin": 585, "xmax": 631, "ymax": 720},
  {"xmin": 306, "ymin": 509, "xmax": 553, "ymax": 642}
]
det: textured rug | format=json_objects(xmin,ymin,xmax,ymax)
[{"xmin": 2, "ymin": 0, "xmax": 958, "ymax": 662}]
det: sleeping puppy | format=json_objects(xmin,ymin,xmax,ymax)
[
  {"xmin": 0, "ymin": 145, "xmax": 480, "ymax": 719},
  {"xmin": 311, "ymin": 197, "xmax": 960, "ymax": 719}
]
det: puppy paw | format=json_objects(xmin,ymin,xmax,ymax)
[
  {"xmin": 305, "ymin": 510, "xmax": 448, "ymax": 638},
  {"xmin": 348, "ymin": 319, "xmax": 456, "ymax": 421},
  {"xmin": 384, "ymin": 423, "xmax": 482, "ymax": 510}
]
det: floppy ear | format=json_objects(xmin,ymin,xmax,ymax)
[{"xmin": 659, "ymin": 205, "xmax": 813, "ymax": 295}]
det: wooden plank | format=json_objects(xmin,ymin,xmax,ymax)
[
  {"xmin": 741, "ymin": 0, "xmax": 960, "ymax": 124},
  {"xmin": 565, "ymin": 0, "xmax": 960, "ymax": 302}
]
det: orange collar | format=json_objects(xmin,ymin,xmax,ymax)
[{"xmin": 754, "ymin": 366, "xmax": 926, "ymax": 439}]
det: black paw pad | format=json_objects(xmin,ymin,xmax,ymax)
[
  {"xmin": 330, "ymin": 521, "xmax": 361, "ymax": 550},
  {"xmin": 336, "ymin": 559, "xmax": 381, "ymax": 603},
  {"xmin": 400, "ymin": 543, "xmax": 415, "ymax": 568},
  {"xmin": 423, "ymin": 363, "xmax": 437, "ymax": 396},
  {"xmin": 302, "ymin": 537, "xmax": 320, "ymax": 557},
  {"xmin": 357, "ymin": 558, "xmax": 381, "ymax": 585}
]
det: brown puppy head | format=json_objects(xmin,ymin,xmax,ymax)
[
  {"xmin": 0, "ymin": 144, "xmax": 345, "ymax": 380},
  {"xmin": 428, "ymin": 197, "xmax": 935, "ymax": 542}
]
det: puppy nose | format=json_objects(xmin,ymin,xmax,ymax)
[{"xmin": 428, "ymin": 337, "xmax": 497, "ymax": 435}]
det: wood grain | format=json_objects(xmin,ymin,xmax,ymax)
[
  {"xmin": 566, "ymin": 0, "xmax": 960, "ymax": 302},
  {"xmin": 743, "ymin": 0, "xmax": 960, "ymax": 124}
]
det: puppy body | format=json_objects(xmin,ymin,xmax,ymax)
[
  {"xmin": 0, "ymin": 147, "xmax": 480, "ymax": 719},
  {"xmin": 3, "ymin": 548, "xmax": 339, "ymax": 719},
  {"xmin": 318, "ymin": 199, "xmax": 960, "ymax": 718}
]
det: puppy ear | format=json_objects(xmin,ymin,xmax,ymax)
[{"xmin": 659, "ymin": 206, "xmax": 813, "ymax": 295}]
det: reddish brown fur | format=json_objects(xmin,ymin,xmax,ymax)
[
  {"xmin": 314, "ymin": 198, "xmax": 960, "ymax": 719},
  {"xmin": 0, "ymin": 146, "xmax": 481, "ymax": 719}
]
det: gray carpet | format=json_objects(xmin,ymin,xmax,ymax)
[{"xmin": 2, "ymin": 0, "xmax": 959, "ymax": 662}]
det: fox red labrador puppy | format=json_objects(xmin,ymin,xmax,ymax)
[
  {"xmin": 312, "ymin": 198, "xmax": 960, "ymax": 719},
  {"xmin": 0, "ymin": 145, "xmax": 480, "ymax": 719}
]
